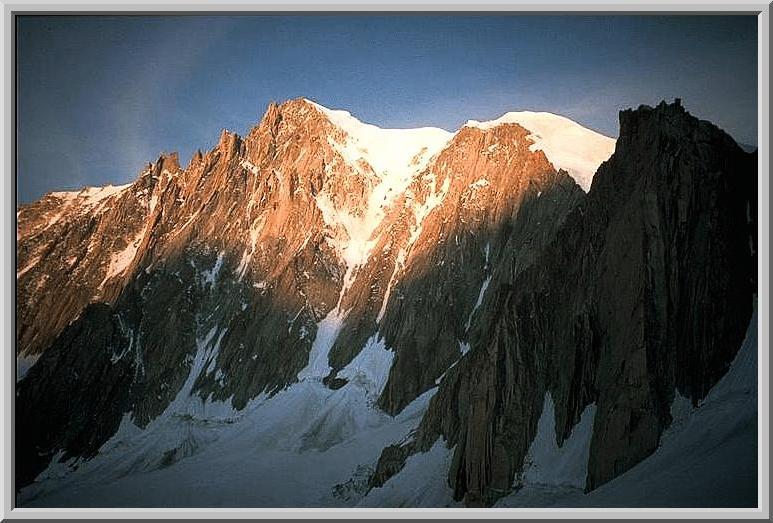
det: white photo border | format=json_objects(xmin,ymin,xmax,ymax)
[{"xmin": 1, "ymin": 2, "xmax": 769, "ymax": 520}]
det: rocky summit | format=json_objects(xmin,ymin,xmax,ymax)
[{"xmin": 15, "ymin": 98, "xmax": 756, "ymax": 508}]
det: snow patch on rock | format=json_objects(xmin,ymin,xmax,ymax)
[
  {"xmin": 201, "ymin": 252, "xmax": 225, "ymax": 287},
  {"xmin": 51, "ymin": 183, "xmax": 131, "ymax": 211},
  {"xmin": 298, "ymin": 299, "xmax": 347, "ymax": 382},
  {"xmin": 521, "ymin": 394, "xmax": 596, "ymax": 489},
  {"xmin": 16, "ymin": 255, "xmax": 42, "ymax": 280},
  {"xmin": 100, "ymin": 230, "xmax": 145, "ymax": 286}
]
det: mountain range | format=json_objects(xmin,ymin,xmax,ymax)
[{"xmin": 15, "ymin": 97, "xmax": 757, "ymax": 508}]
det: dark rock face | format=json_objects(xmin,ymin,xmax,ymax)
[
  {"xmin": 16, "ymin": 304, "xmax": 134, "ymax": 488},
  {"xmin": 370, "ymin": 101, "xmax": 756, "ymax": 505},
  {"xmin": 584, "ymin": 101, "xmax": 755, "ymax": 491}
]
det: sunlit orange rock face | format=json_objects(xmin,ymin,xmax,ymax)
[
  {"xmin": 15, "ymin": 99, "xmax": 756, "ymax": 507},
  {"xmin": 17, "ymin": 99, "xmax": 360, "ymax": 408}
]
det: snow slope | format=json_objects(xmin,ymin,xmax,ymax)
[
  {"xmin": 18, "ymin": 320, "xmax": 435, "ymax": 508},
  {"xmin": 358, "ymin": 439, "xmax": 460, "ymax": 508},
  {"xmin": 465, "ymin": 111, "xmax": 616, "ymax": 191},
  {"xmin": 306, "ymin": 99, "xmax": 452, "ymax": 183},
  {"xmin": 49, "ymin": 183, "xmax": 131, "ymax": 209},
  {"xmin": 19, "ymin": 383, "xmax": 436, "ymax": 508},
  {"xmin": 521, "ymin": 395, "xmax": 597, "ymax": 489}
]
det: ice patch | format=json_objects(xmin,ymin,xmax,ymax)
[
  {"xmin": 236, "ymin": 213, "xmax": 265, "ymax": 281},
  {"xmin": 239, "ymin": 158, "xmax": 260, "ymax": 176},
  {"xmin": 469, "ymin": 178, "xmax": 490, "ymax": 190},
  {"xmin": 110, "ymin": 315, "xmax": 134, "ymax": 364},
  {"xmin": 148, "ymin": 192, "xmax": 159, "ymax": 214},
  {"xmin": 407, "ymin": 174, "xmax": 451, "ymax": 249},
  {"xmin": 466, "ymin": 276, "xmax": 491, "ymax": 330},
  {"xmin": 465, "ymin": 242, "xmax": 492, "ymax": 332},
  {"xmin": 376, "ymin": 248, "xmax": 408, "ymax": 324}
]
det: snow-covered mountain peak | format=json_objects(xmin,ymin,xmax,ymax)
[
  {"xmin": 465, "ymin": 111, "xmax": 616, "ymax": 192},
  {"xmin": 301, "ymin": 99, "xmax": 617, "ymax": 193},
  {"xmin": 303, "ymin": 98, "xmax": 453, "ymax": 179},
  {"xmin": 302, "ymin": 99, "xmax": 455, "ymax": 287}
]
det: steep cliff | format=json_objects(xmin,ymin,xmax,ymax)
[{"xmin": 370, "ymin": 100, "xmax": 756, "ymax": 506}]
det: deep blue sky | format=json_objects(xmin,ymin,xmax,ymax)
[{"xmin": 17, "ymin": 15, "xmax": 758, "ymax": 203}]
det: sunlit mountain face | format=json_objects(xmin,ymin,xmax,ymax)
[{"xmin": 15, "ymin": 98, "xmax": 757, "ymax": 508}]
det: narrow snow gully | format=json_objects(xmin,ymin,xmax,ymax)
[{"xmin": 300, "ymin": 100, "xmax": 454, "ymax": 383}]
